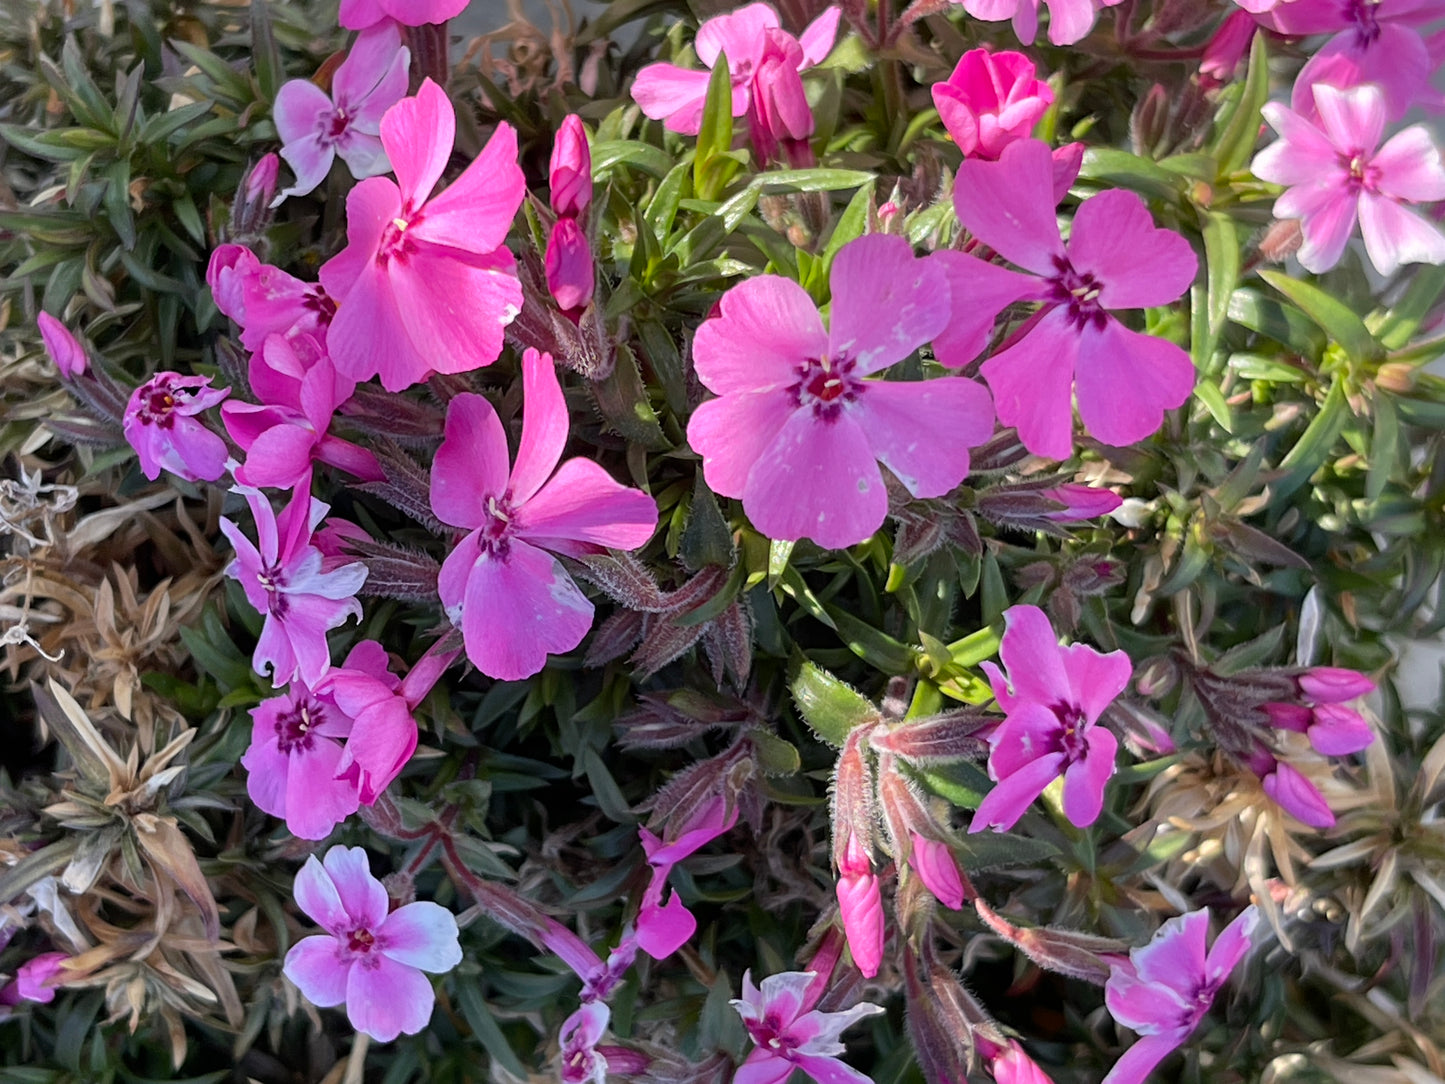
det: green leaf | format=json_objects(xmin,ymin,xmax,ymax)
[
  {"xmin": 946, "ymin": 625, "xmax": 1001, "ymax": 669},
  {"xmin": 1209, "ymin": 33, "xmax": 1269, "ymax": 175},
  {"xmin": 645, "ymin": 160, "xmax": 691, "ymax": 242},
  {"xmin": 680, "ymin": 473, "xmax": 735, "ymax": 570},
  {"xmin": 590, "ymin": 344, "xmax": 668, "ymax": 449},
  {"xmin": 102, "ymin": 158, "xmax": 136, "ymax": 250},
  {"xmin": 1366, "ymin": 393, "xmax": 1400, "ymax": 502},
  {"xmin": 1273, "ymin": 379, "xmax": 1351, "ymax": 503},
  {"xmin": 749, "ymin": 730, "xmax": 801, "ymax": 775},
  {"xmin": 1258, "ymin": 269, "xmax": 1380, "ymax": 363},
  {"xmin": 790, "ymin": 660, "xmax": 877, "ymax": 745},
  {"xmin": 1374, "ymin": 263, "xmax": 1445, "ymax": 349},
  {"xmin": 824, "ymin": 605, "xmax": 918, "ymax": 673},
  {"xmin": 138, "ymin": 99, "xmax": 215, "ymax": 144},
  {"xmin": 0, "ymin": 837, "xmax": 80, "ymax": 904},
  {"xmin": 1195, "ymin": 211, "xmax": 1240, "ymax": 370},
  {"xmin": 591, "ymin": 139, "xmax": 674, "ymax": 178},
  {"xmin": 1193, "ymin": 378, "xmax": 1233, "ymax": 433},
  {"xmin": 1077, "ymin": 148, "xmax": 1186, "ymax": 203},
  {"xmin": 1227, "ymin": 287, "xmax": 1327, "ymax": 356},
  {"xmin": 250, "ymin": 0, "xmax": 284, "ymax": 102},
  {"xmin": 56, "ymin": 40, "xmax": 115, "ymax": 133},
  {"xmin": 456, "ymin": 980, "xmax": 529, "ymax": 1079},
  {"xmin": 695, "ymin": 54, "xmax": 737, "ymax": 201},
  {"xmin": 821, "ymin": 183, "xmax": 873, "ymax": 270}
]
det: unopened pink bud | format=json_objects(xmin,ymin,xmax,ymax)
[
  {"xmin": 1308, "ymin": 703, "xmax": 1374, "ymax": 756},
  {"xmin": 206, "ymin": 243, "xmax": 261, "ymax": 324},
  {"xmin": 245, "ymin": 152, "xmax": 281, "ymax": 205},
  {"xmin": 546, "ymin": 218, "xmax": 595, "ymax": 314},
  {"xmin": 550, "ymin": 114, "xmax": 592, "ymax": 219},
  {"xmin": 1261, "ymin": 701, "xmax": 1313, "ymax": 733},
  {"xmin": 1200, "ymin": 11, "xmax": 1256, "ymax": 85},
  {"xmin": 37, "ymin": 312, "xmax": 86, "ymax": 378},
  {"xmin": 991, "ymin": 1039, "xmax": 1055, "ymax": 1084},
  {"xmin": 1298, "ymin": 667, "xmax": 1375, "ymax": 703},
  {"xmin": 2, "ymin": 953, "xmax": 67, "ymax": 1006},
  {"xmin": 908, "ymin": 833, "xmax": 965, "ymax": 910},
  {"xmin": 1038, "ymin": 484, "xmax": 1122, "ymax": 521},
  {"xmin": 932, "ymin": 48, "xmax": 1052, "ymax": 161},
  {"xmin": 836, "ymin": 856, "xmax": 884, "ymax": 978}
]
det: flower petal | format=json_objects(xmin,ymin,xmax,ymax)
[
  {"xmin": 431, "ymin": 393, "xmax": 510, "ymax": 529},
  {"xmin": 853, "ymin": 376, "xmax": 993, "ymax": 498},
  {"xmin": 979, "ymin": 307, "xmax": 1080, "ymax": 460},
  {"xmin": 345, "ymin": 953, "xmax": 436, "ymax": 1041},
  {"xmin": 1066, "ymin": 189, "xmax": 1197, "ymax": 310},
  {"xmin": 930, "ymin": 250, "xmax": 1043, "ymax": 368},
  {"xmin": 1073, "ymin": 318, "xmax": 1194, "ymax": 449},
  {"xmin": 293, "ymin": 854, "xmax": 349, "ymax": 935},
  {"xmin": 828, "ymin": 234, "xmax": 951, "ymax": 374},
  {"xmin": 971, "ymin": 751, "xmax": 1065, "ymax": 832},
  {"xmin": 412, "ymin": 122, "xmax": 524, "ymax": 255},
  {"xmin": 1357, "ymin": 191, "xmax": 1445, "ymax": 278},
  {"xmin": 694, "ymin": 276, "xmax": 828, "ymax": 395},
  {"xmin": 284, "ymin": 935, "xmax": 351, "ymax": 1007},
  {"xmin": 1060, "ymin": 725, "xmax": 1116, "ymax": 827},
  {"xmin": 1373, "ymin": 125, "xmax": 1445, "ymax": 202},
  {"xmin": 381, "ymin": 78, "xmax": 454, "ymax": 208},
  {"xmin": 1099, "ymin": 1031, "xmax": 1188, "ymax": 1084},
  {"xmin": 630, "ymin": 63, "xmax": 717, "ymax": 133},
  {"xmin": 322, "ymin": 845, "xmax": 388, "ymax": 930},
  {"xmin": 518, "ymin": 459, "xmax": 657, "ymax": 552},
  {"xmin": 510, "ymin": 350, "xmax": 569, "ymax": 505},
  {"xmin": 379, "ymin": 901, "xmax": 462, "ymax": 972},
  {"xmin": 955, "ymin": 139, "xmax": 1065, "ymax": 275}
]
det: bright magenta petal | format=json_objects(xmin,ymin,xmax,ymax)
[
  {"xmin": 930, "ymin": 250, "xmax": 1043, "ymax": 368},
  {"xmin": 509, "ymin": 349, "xmax": 569, "ymax": 505},
  {"xmin": 693, "ymin": 276, "xmax": 827, "ymax": 394},
  {"xmin": 284, "ymin": 737, "xmax": 360, "ymax": 840},
  {"xmin": 979, "ymin": 308, "xmax": 1079, "ymax": 460},
  {"xmin": 431, "ymin": 393, "xmax": 510, "ymax": 529},
  {"xmin": 1308, "ymin": 704, "xmax": 1374, "ymax": 755},
  {"xmin": 325, "ymin": 263, "xmax": 421, "ymax": 389},
  {"xmin": 346, "ymin": 954, "xmax": 435, "ymax": 1041},
  {"xmin": 389, "ymin": 250, "xmax": 520, "ymax": 380},
  {"xmin": 696, "ymin": 3, "xmax": 778, "ymax": 68},
  {"xmin": 988, "ymin": 701, "xmax": 1064, "ymax": 778},
  {"xmin": 631, "ymin": 63, "xmax": 715, "ymax": 133},
  {"xmin": 997, "ymin": 605, "xmax": 1070, "ymax": 706},
  {"xmin": 1099, "ymin": 1032, "xmax": 1187, "ymax": 1084},
  {"xmin": 797, "ymin": 6, "xmax": 841, "ymax": 65},
  {"xmin": 1204, "ymin": 907, "xmax": 1259, "ymax": 985},
  {"xmin": 971, "ymin": 753, "xmax": 1065, "ymax": 831},
  {"xmin": 1073, "ymin": 318, "xmax": 1194, "ymax": 448},
  {"xmin": 853, "ymin": 376, "xmax": 993, "ymax": 498},
  {"xmin": 459, "ymin": 539, "xmax": 595, "ymax": 680},
  {"xmin": 828, "ymin": 234, "xmax": 952, "ymax": 374},
  {"xmin": 382, "ymin": 79, "xmax": 454, "ymax": 208},
  {"xmin": 413, "ymin": 122, "xmax": 524, "ymax": 254},
  {"xmin": 1060, "ymin": 726, "xmax": 1116, "ymax": 827},
  {"xmin": 741, "ymin": 408, "xmax": 886, "ymax": 549},
  {"xmin": 517, "ymin": 459, "xmax": 657, "ymax": 551},
  {"xmin": 793, "ymin": 1054, "xmax": 877, "ymax": 1084},
  {"xmin": 733, "ymin": 1049, "xmax": 795, "ymax": 1084},
  {"xmin": 955, "ymin": 139, "xmax": 1065, "ymax": 275},
  {"xmin": 379, "ymin": 901, "xmax": 463, "ymax": 972},
  {"xmin": 1312, "ymin": 83, "xmax": 1385, "ymax": 157},
  {"xmin": 1062, "ymin": 641, "xmax": 1134, "ymax": 722},
  {"xmin": 284, "ymin": 935, "xmax": 351, "ymax": 1007},
  {"xmin": 1263, "ymin": 761, "xmax": 1335, "ymax": 827},
  {"xmin": 1066, "ymin": 190, "xmax": 1197, "ymax": 310}
]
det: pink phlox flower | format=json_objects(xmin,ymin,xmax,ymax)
[
  {"xmin": 222, "ymin": 333, "xmax": 381, "ymax": 489},
  {"xmin": 971, "ymin": 604, "xmax": 1129, "ymax": 832},
  {"xmin": 630, "ymin": 2, "xmax": 839, "ymax": 135},
  {"xmin": 221, "ymin": 485, "xmax": 368, "ymax": 687},
  {"xmin": 730, "ymin": 970, "xmax": 885, "ymax": 1084},
  {"xmin": 207, "ymin": 243, "xmax": 261, "ymax": 324},
  {"xmin": 37, "ymin": 313, "xmax": 87, "ymax": 378},
  {"xmin": 687, "ymin": 233, "xmax": 994, "ymax": 549},
  {"xmin": 322, "ymin": 641, "xmax": 416, "ymax": 805},
  {"xmin": 320, "ymin": 79, "xmax": 525, "ymax": 391},
  {"xmin": 123, "ymin": 372, "xmax": 230, "ymax": 482},
  {"xmin": 636, "ymin": 796, "xmax": 739, "ymax": 959},
  {"xmin": 1101, "ymin": 907, "xmax": 1259, "ymax": 1084},
  {"xmin": 746, "ymin": 28, "xmax": 816, "ymax": 166},
  {"xmin": 561, "ymin": 1002, "xmax": 616, "ymax": 1084},
  {"xmin": 932, "ymin": 48, "xmax": 1053, "ymax": 160},
  {"xmin": 241, "ymin": 674, "xmax": 361, "ymax": 840},
  {"xmin": 959, "ymin": 0, "xmax": 1125, "ymax": 46},
  {"xmin": 273, "ymin": 23, "xmax": 411, "ymax": 203},
  {"xmin": 432, "ymin": 348, "xmax": 656, "ymax": 680},
  {"xmin": 1252, "ymin": 82, "xmax": 1445, "ymax": 277},
  {"xmin": 0, "ymin": 953, "xmax": 68, "ymax": 1007},
  {"xmin": 1200, "ymin": 11, "xmax": 1258, "ymax": 86},
  {"xmin": 941, "ymin": 138, "xmax": 1197, "ymax": 459},
  {"xmin": 283, "ymin": 845, "xmax": 462, "ymax": 1042},
  {"xmin": 339, "ymin": 0, "xmax": 469, "ymax": 29},
  {"xmin": 244, "ymin": 265, "xmax": 339, "ymax": 354},
  {"xmin": 834, "ymin": 830, "xmax": 884, "ymax": 979},
  {"xmin": 245, "ymin": 152, "xmax": 281, "ymax": 206},
  {"xmin": 1262, "ymin": 667, "xmax": 1374, "ymax": 756},
  {"xmin": 546, "ymin": 217, "xmax": 595, "ymax": 314},
  {"xmin": 1254, "ymin": 0, "xmax": 1445, "ymax": 120},
  {"xmin": 1244, "ymin": 744, "xmax": 1336, "ymax": 827},
  {"xmin": 544, "ymin": 922, "xmax": 639, "ymax": 1002}
]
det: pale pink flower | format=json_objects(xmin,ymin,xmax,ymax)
[
  {"xmin": 221, "ymin": 333, "xmax": 381, "ymax": 490},
  {"xmin": 1102, "ymin": 907, "xmax": 1259, "ymax": 1084},
  {"xmin": 272, "ymin": 23, "xmax": 411, "ymax": 203},
  {"xmin": 0, "ymin": 953, "xmax": 67, "ymax": 1007},
  {"xmin": 1252, "ymin": 83, "xmax": 1445, "ymax": 277},
  {"xmin": 123, "ymin": 372, "xmax": 230, "ymax": 482},
  {"xmin": 932, "ymin": 48, "xmax": 1053, "ymax": 160},
  {"xmin": 636, "ymin": 796, "xmax": 738, "ymax": 959},
  {"xmin": 241, "ymin": 672, "xmax": 362, "ymax": 840},
  {"xmin": 730, "ymin": 970, "xmax": 884, "ymax": 1084},
  {"xmin": 283, "ymin": 846, "xmax": 462, "ymax": 1042},
  {"xmin": 942, "ymin": 138, "xmax": 1197, "ymax": 459},
  {"xmin": 631, "ymin": 3, "xmax": 839, "ymax": 135},
  {"xmin": 221, "ymin": 486, "xmax": 368, "ymax": 686},
  {"xmin": 37, "ymin": 313, "xmax": 86, "ymax": 378},
  {"xmin": 320, "ymin": 79, "xmax": 524, "ymax": 391},
  {"xmin": 432, "ymin": 349, "xmax": 656, "ymax": 680},
  {"xmin": 960, "ymin": 0, "xmax": 1125, "ymax": 46},
  {"xmin": 1245, "ymin": 745, "xmax": 1335, "ymax": 827},
  {"xmin": 687, "ymin": 233, "xmax": 993, "ymax": 549},
  {"xmin": 971, "ymin": 604, "xmax": 1129, "ymax": 832},
  {"xmin": 339, "ymin": 0, "xmax": 468, "ymax": 29}
]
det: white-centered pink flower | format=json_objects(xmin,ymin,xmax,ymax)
[
  {"xmin": 731, "ymin": 970, "xmax": 884, "ymax": 1084},
  {"xmin": 687, "ymin": 233, "xmax": 993, "ymax": 549},
  {"xmin": 272, "ymin": 23, "xmax": 410, "ymax": 203},
  {"xmin": 283, "ymin": 846, "xmax": 462, "ymax": 1042},
  {"xmin": 1102, "ymin": 907, "xmax": 1258, "ymax": 1084},
  {"xmin": 1252, "ymin": 82, "xmax": 1445, "ymax": 277}
]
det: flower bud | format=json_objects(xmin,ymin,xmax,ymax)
[
  {"xmin": 1200, "ymin": 11, "xmax": 1256, "ymax": 86},
  {"xmin": 550, "ymin": 114, "xmax": 592, "ymax": 220},
  {"xmin": 36, "ymin": 313, "xmax": 87, "ymax": 379},
  {"xmin": 973, "ymin": 898, "xmax": 1119, "ymax": 984},
  {"xmin": 932, "ymin": 49, "xmax": 1053, "ymax": 161},
  {"xmin": 1297, "ymin": 667, "xmax": 1375, "ymax": 703},
  {"xmin": 546, "ymin": 217, "xmax": 596, "ymax": 314}
]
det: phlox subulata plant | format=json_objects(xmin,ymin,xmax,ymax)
[{"xmin": 3, "ymin": 0, "xmax": 1445, "ymax": 1080}]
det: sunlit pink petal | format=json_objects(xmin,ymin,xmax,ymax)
[{"xmin": 828, "ymin": 234, "xmax": 952, "ymax": 374}]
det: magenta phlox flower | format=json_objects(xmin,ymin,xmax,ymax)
[
  {"xmin": 37, "ymin": 313, "xmax": 87, "ymax": 379},
  {"xmin": 546, "ymin": 217, "xmax": 595, "ymax": 313},
  {"xmin": 550, "ymin": 114, "xmax": 592, "ymax": 220},
  {"xmin": 932, "ymin": 48, "xmax": 1053, "ymax": 160},
  {"xmin": 1102, "ymin": 907, "xmax": 1259, "ymax": 1084},
  {"xmin": 320, "ymin": 79, "xmax": 524, "ymax": 391},
  {"xmin": 746, "ymin": 28, "xmax": 816, "ymax": 166},
  {"xmin": 243, "ymin": 266, "xmax": 339, "ymax": 354},
  {"xmin": 433, "ymin": 349, "xmax": 656, "ymax": 680},
  {"xmin": 1245, "ymin": 744, "xmax": 1336, "ymax": 827},
  {"xmin": 283, "ymin": 846, "xmax": 462, "ymax": 1042},
  {"xmin": 630, "ymin": 2, "xmax": 838, "ymax": 135},
  {"xmin": 273, "ymin": 23, "xmax": 411, "ymax": 203},
  {"xmin": 221, "ymin": 485, "xmax": 368, "ymax": 686},
  {"xmin": 960, "ymin": 0, "xmax": 1125, "ymax": 46},
  {"xmin": 971, "ymin": 604, "xmax": 1129, "ymax": 832},
  {"xmin": 730, "ymin": 970, "xmax": 885, "ymax": 1084},
  {"xmin": 636, "ymin": 796, "xmax": 738, "ymax": 959},
  {"xmin": 1261, "ymin": 666, "xmax": 1374, "ymax": 755},
  {"xmin": 687, "ymin": 233, "xmax": 994, "ymax": 549},
  {"xmin": 1201, "ymin": 10, "xmax": 1257, "ymax": 86},
  {"xmin": 0, "ymin": 953, "xmax": 67, "ymax": 1008},
  {"xmin": 942, "ymin": 138, "xmax": 1197, "ymax": 459},
  {"xmin": 123, "ymin": 372, "xmax": 230, "ymax": 482},
  {"xmin": 1253, "ymin": 0, "xmax": 1445, "ymax": 120},
  {"xmin": 1252, "ymin": 83, "xmax": 1445, "ymax": 277},
  {"xmin": 241, "ymin": 674, "xmax": 360, "ymax": 840},
  {"xmin": 339, "ymin": 0, "xmax": 468, "ymax": 29},
  {"xmin": 222, "ymin": 333, "xmax": 381, "ymax": 489},
  {"xmin": 560, "ymin": 1002, "xmax": 612, "ymax": 1084}
]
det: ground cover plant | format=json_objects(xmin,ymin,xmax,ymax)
[{"xmin": 2, "ymin": 0, "xmax": 1445, "ymax": 1081}]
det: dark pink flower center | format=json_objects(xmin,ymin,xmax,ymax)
[
  {"xmin": 324, "ymin": 107, "xmax": 351, "ymax": 143},
  {"xmin": 256, "ymin": 565, "xmax": 290, "ymax": 617},
  {"xmin": 749, "ymin": 1012, "xmax": 799, "ymax": 1057},
  {"xmin": 1340, "ymin": 149, "xmax": 1381, "ymax": 194},
  {"xmin": 1345, "ymin": 0, "xmax": 1381, "ymax": 45},
  {"xmin": 347, "ymin": 927, "xmax": 377, "ymax": 955},
  {"xmin": 793, "ymin": 354, "xmax": 861, "ymax": 420},
  {"xmin": 134, "ymin": 381, "xmax": 189, "ymax": 429},
  {"xmin": 378, "ymin": 209, "xmax": 422, "ymax": 266},
  {"xmin": 479, "ymin": 494, "xmax": 517, "ymax": 558},
  {"xmin": 1051, "ymin": 702, "xmax": 1089, "ymax": 760},
  {"xmin": 275, "ymin": 698, "xmax": 321, "ymax": 755},
  {"xmin": 1048, "ymin": 257, "xmax": 1108, "ymax": 332}
]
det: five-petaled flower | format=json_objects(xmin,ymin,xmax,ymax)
[
  {"xmin": 432, "ymin": 349, "xmax": 656, "ymax": 680},
  {"xmin": 730, "ymin": 970, "xmax": 884, "ymax": 1084},
  {"xmin": 971, "ymin": 604, "xmax": 1129, "ymax": 832},
  {"xmin": 1101, "ymin": 907, "xmax": 1259, "ymax": 1084},
  {"xmin": 123, "ymin": 371, "xmax": 231, "ymax": 482},
  {"xmin": 283, "ymin": 846, "xmax": 462, "ymax": 1042},
  {"xmin": 687, "ymin": 233, "xmax": 994, "ymax": 549}
]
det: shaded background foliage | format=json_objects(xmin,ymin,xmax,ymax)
[{"xmin": 0, "ymin": 0, "xmax": 1443, "ymax": 1082}]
